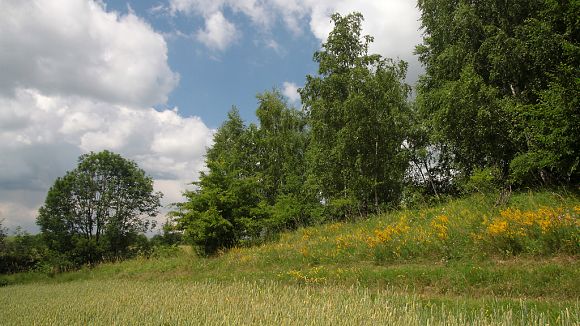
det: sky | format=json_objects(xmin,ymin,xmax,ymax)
[{"xmin": 0, "ymin": 0, "xmax": 423, "ymax": 233}]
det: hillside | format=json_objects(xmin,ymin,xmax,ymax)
[{"xmin": 1, "ymin": 190, "xmax": 579, "ymax": 324}]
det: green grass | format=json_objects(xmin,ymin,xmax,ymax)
[
  {"xmin": 1, "ymin": 190, "xmax": 579, "ymax": 324},
  {"xmin": 1, "ymin": 279, "xmax": 578, "ymax": 325}
]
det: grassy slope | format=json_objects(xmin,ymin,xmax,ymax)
[{"xmin": 1, "ymin": 190, "xmax": 579, "ymax": 324}]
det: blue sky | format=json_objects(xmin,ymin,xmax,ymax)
[
  {"xmin": 0, "ymin": 0, "xmax": 422, "ymax": 232},
  {"xmin": 105, "ymin": 0, "xmax": 320, "ymax": 127}
]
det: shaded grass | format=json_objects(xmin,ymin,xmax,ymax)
[{"xmin": 3, "ymin": 249, "xmax": 578, "ymax": 299}]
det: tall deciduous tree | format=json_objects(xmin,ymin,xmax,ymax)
[
  {"xmin": 255, "ymin": 90, "xmax": 312, "ymax": 228},
  {"xmin": 416, "ymin": 0, "xmax": 579, "ymax": 185},
  {"xmin": 37, "ymin": 150, "xmax": 161, "ymax": 264},
  {"xmin": 300, "ymin": 12, "xmax": 411, "ymax": 216},
  {"xmin": 255, "ymin": 91, "xmax": 305, "ymax": 202}
]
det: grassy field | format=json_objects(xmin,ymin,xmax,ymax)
[
  {"xmin": 1, "ymin": 280, "xmax": 578, "ymax": 325},
  {"xmin": 1, "ymin": 190, "xmax": 579, "ymax": 324}
]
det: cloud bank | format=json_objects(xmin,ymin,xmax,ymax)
[
  {"xmin": 0, "ymin": 0, "xmax": 179, "ymax": 107},
  {"xmin": 0, "ymin": 0, "xmax": 213, "ymax": 232}
]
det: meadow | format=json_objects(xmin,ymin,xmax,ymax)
[
  {"xmin": 2, "ymin": 280, "xmax": 578, "ymax": 325},
  {"xmin": 1, "ymin": 190, "xmax": 579, "ymax": 325}
]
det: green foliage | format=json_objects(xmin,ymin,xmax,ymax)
[
  {"xmin": 0, "ymin": 220, "xmax": 5, "ymax": 254},
  {"xmin": 300, "ymin": 12, "xmax": 411, "ymax": 216},
  {"xmin": 255, "ymin": 91, "xmax": 308, "ymax": 203},
  {"xmin": 416, "ymin": 0, "xmax": 580, "ymax": 186},
  {"xmin": 268, "ymin": 194, "xmax": 307, "ymax": 232},
  {"xmin": 174, "ymin": 108, "xmax": 266, "ymax": 254},
  {"xmin": 460, "ymin": 167, "xmax": 502, "ymax": 195},
  {"xmin": 150, "ymin": 220, "xmax": 183, "ymax": 247},
  {"xmin": 174, "ymin": 93, "xmax": 316, "ymax": 255},
  {"xmin": 36, "ymin": 150, "xmax": 161, "ymax": 265},
  {"xmin": 509, "ymin": 74, "xmax": 580, "ymax": 185},
  {"xmin": 0, "ymin": 228, "xmax": 48, "ymax": 274},
  {"xmin": 254, "ymin": 91, "xmax": 316, "ymax": 231}
]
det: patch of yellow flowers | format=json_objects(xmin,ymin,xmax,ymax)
[
  {"xmin": 364, "ymin": 206, "xmax": 578, "ymax": 258},
  {"xmin": 280, "ymin": 204, "xmax": 579, "ymax": 263},
  {"xmin": 485, "ymin": 207, "xmax": 578, "ymax": 238},
  {"xmin": 366, "ymin": 216, "xmax": 411, "ymax": 248},
  {"xmin": 366, "ymin": 214, "xmax": 449, "ymax": 249},
  {"xmin": 430, "ymin": 215, "xmax": 449, "ymax": 240},
  {"xmin": 286, "ymin": 266, "xmax": 327, "ymax": 284}
]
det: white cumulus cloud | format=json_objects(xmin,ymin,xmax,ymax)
[
  {"xmin": 0, "ymin": 1, "xmax": 213, "ymax": 232},
  {"xmin": 196, "ymin": 11, "xmax": 238, "ymax": 51},
  {"xmin": 0, "ymin": 0, "xmax": 179, "ymax": 107},
  {"xmin": 0, "ymin": 88, "xmax": 214, "ymax": 232},
  {"xmin": 170, "ymin": 0, "xmax": 422, "ymax": 82}
]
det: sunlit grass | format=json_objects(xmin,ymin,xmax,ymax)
[{"xmin": 1, "ymin": 279, "xmax": 578, "ymax": 325}]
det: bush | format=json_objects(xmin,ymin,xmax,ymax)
[
  {"xmin": 461, "ymin": 167, "xmax": 502, "ymax": 195},
  {"xmin": 0, "ymin": 230, "xmax": 48, "ymax": 274}
]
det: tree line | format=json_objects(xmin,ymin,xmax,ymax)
[
  {"xmin": 173, "ymin": 5, "xmax": 579, "ymax": 255},
  {"xmin": 2, "ymin": 1, "xmax": 577, "ymax": 270},
  {"xmin": 1, "ymin": 151, "xmax": 177, "ymax": 274}
]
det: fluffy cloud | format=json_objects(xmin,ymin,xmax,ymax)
[
  {"xmin": 170, "ymin": 0, "xmax": 272, "ymax": 27},
  {"xmin": 0, "ymin": 88, "xmax": 213, "ymax": 233},
  {"xmin": 0, "ymin": 0, "xmax": 179, "ymax": 107},
  {"xmin": 303, "ymin": 2, "xmax": 420, "ymax": 54},
  {"xmin": 0, "ymin": 1, "xmax": 213, "ymax": 232},
  {"xmin": 196, "ymin": 11, "xmax": 238, "ymax": 51}
]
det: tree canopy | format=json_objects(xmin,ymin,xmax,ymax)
[
  {"xmin": 416, "ymin": 0, "xmax": 580, "ymax": 185},
  {"xmin": 169, "ymin": 7, "xmax": 578, "ymax": 255},
  {"xmin": 173, "ymin": 94, "xmax": 312, "ymax": 255},
  {"xmin": 300, "ymin": 12, "xmax": 411, "ymax": 216},
  {"xmin": 173, "ymin": 13, "xmax": 412, "ymax": 254},
  {"xmin": 37, "ymin": 150, "xmax": 162, "ymax": 264}
]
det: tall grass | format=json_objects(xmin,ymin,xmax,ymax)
[
  {"xmin": 1, "ymin": 279, "xmax": 578, "ymax": 325},
  {"xmin": 262, "ymin": 191, "xmax": 579, "ymax": 265}
]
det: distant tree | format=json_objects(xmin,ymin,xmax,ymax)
[
  {"xmin": 150, "ymin": 219, "xmax": 183, "ymax": 247},
  {"xmin": 37, "ymin": 150, "xmax": 162, "ymax": 264},
  {"xmin": 300, "ymin": 12, "xmax": 411, "ymax": 216},
  {"xmin": 0, "ymin": 219, "xmax": 6, "ymax": 254},
  {"xmin": 0, "ymin": 227, "xmax": 48, "ymax": 274}
]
